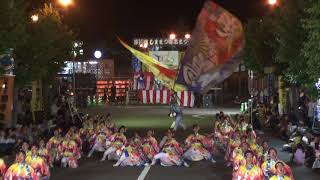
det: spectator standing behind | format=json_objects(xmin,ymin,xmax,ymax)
[
  {"xmin": 110, "ymin": 83, "xmax": 116, "ymax": 104},
  {"xmin": 259, "ymin": 90, "xmax": 264, "ymax": 103},
  {"xmin": 293, "ymin": 143, "xmax": 305, "ymax": 165},
  {"xmin": 233, "ymin": 96, "xmax": 241, "ymax": 105},
  {"xmin": 307, "ymin": 98, "xmax": 316, "ymax": 129},
  {"xmin": 288, "ymin": 108, "xmax": 299, "ymax": 126},
  {"xmin": 125, "ymin": 86, "xmax": 129, "ymax": 106},
  {"xmin": 298, "ymin": 91, "xmax": 308, "ymax": 125},
  {"xmin": 279, "ymin": 115, "xmax": 289, "ymax": 140},
  {"xmin": 252, "ymin": 109, "xmax": 263, "ymax": 134},
  {"xmin": 137, "ymin": 73, "xmax": 144, "ymax": 90},
  {"xmin": 0, "ymin": 130, "xmax": 8, "ymax": 154},
  {"xmin": 269, "ymin": 111, "xmax": 280, "ymax": 130},
  {"xmin": 304, "ymin": 145, "xmax": 316, "ymax": 168},
  {"xmin": 50, "ymin": 99, "xmax": 59, "ymax": 117},
  {"xmin": 312, "ymin": 136, "xmax": 320, "ymax": 169},
  {"xmin": 263, "ymin": 88, "xmax": 269, "ymax": 103},
  {"xmin": 103, "ymin": 87, "xmax": 108, "ymax": 102},
  {"xmin": 194, "ymin": 92, "xmax": 202, "ymax": 108}
]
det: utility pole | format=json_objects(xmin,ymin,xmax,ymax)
[{"xmin": 248, "ymin": 70, "xmax": 254, "ymax": 126}]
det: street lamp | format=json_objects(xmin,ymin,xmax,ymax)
[
  {"xmin": 268, "ymin": 0, "xmax": 277, "ymax": 6},
  {"xmin": 248, "ymin": 70, "xmax": 254, "ymax": 126},
  {"xmin": 58, "ymin": 0, "xmax": 73, "ymax": 7},
  {"xmin": 94, "ymin": 50, "xmax": 102, "ymax": 59},
  {"xmin": 31, "ymin": 14, "xmax": 39, "ymax": 22},
  {"xmin": 169, "ymin": 33, "xmax": 176, "ymax": 40},
  {"xmin": 185, "ymin": 33, "xmax": 191, "ymax": 39},
  {"xmin": 94, "ymin": 50, "xmax": 102, "ymax": 83},
  {"xmin": 71, "ymin": 40, "xmax": 82, "ymax": 107},
  {"xmin": 79, "ymin": 49, "xmax": 84, "ymax": 55}
]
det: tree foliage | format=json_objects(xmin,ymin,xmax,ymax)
[
  {"xmin": 15, "ymin": 4, "xmax": 74, "ymax": 84},
  {"xmin": 243, "ymin": 17, "xmax": 277, "ymax": 73},
  {"xmin": 0, "ymin": 1, "xmax": 74, "ymax": 85},
  {"xmin": 302, "ymin": 0, "xmax": 320, "ymax": 85},
  {"xmin": 0, "ymin": 0, "xmax": 28, "ymax": 76},
  {"xmin": 271, "ymin": 0, "xmax": 308, "ymax": 85},
  {"xmin": 0, "ymin": 0, "xmax": 28, "ymax": 52},
  {"xmin": 243, "ymin": 0, "xmax": 320, "ymax": 92}
]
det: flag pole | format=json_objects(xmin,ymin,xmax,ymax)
[
  {"xmin": 172, "ymin": 51, "xmax": 185, "ymax": 104},
  {"xmin": 172, "ymin": 54, "xmax": 182, "ymax": 91}
]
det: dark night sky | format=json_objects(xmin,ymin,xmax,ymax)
[
  {"xmin": 33, "ymin": 0, "xmax": 266, "ymax": 75},
  {"xmin": 61, "ymin": 0, "xmax": 265, "ymax": 44}
]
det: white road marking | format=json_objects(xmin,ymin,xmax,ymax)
[
  {"xmin": 170, "ymin": 120, "xmax": 175, "ymax": 129},
  {"xmin": 192, "ymin": 115, "xmax": 205, "ymax": 118},
  {"xmin": 137, "ymin": 166, "xmax": 151, "ymax": 180}
]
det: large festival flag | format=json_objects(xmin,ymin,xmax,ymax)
[
  {"xmin": 175, "ymin": 1, "xmax": 245, "ymax": 93},
  {"xmin": 119, "ymin": 40, "xmax": 185, "ymax": 91}
]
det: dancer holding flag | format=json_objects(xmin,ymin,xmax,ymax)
[{"xmin": 171, "ymin": 92, "xmax": 186, "ymax": 131}]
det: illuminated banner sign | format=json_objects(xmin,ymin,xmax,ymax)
[
  {"xmin": 149, "ymin": 51, "xmax": 180, "ymax": 70},
  {"xmin": 133, "ymin": 38, "xmax": 189, "ymax": 46},
  {"xmin": 60, "ymin": 60, "xmax": 114, "ymax": 78}
]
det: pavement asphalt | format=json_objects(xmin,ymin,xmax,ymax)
[{"xmin": 49, "ymin": 105, "xmax": 320, "ymax": 180}]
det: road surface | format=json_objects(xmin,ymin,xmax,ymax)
[{"xmin": 50, "ymin": 106, "xmax": 319, "ymax": 180}]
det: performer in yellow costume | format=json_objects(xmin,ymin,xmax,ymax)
[
  {"xmin": 101, "ymin": 126, "xmax": 128, "ymax": 161},
  {"xmin": 0, "ymin": 158, "xmax": 6, "ymax": 179},
  {"xmin": 233, "ymin": 150, "xmax": 263, "ymax": 180},
  {"xmin": 46, "ymin": 129, "xmax": 62, "ymax": 164},
  {"xmin": 5, "ymin": 151, "xmax": 38, "ymax": 180},
  {"xmin": 142, "ymin": 130, "xmax": 160, "ymax": 162},
  {"xmin": 183, "ymin": 124, "xmax": 216, "ymax": 163},
  {"xmin": 38, "ymin": 139, "xmax": 52, "ymax": 167},
  {"xmin": 151, "ymin": 130, "xmax": 189, "ymax": 167},
  {"xmin": 59, "ymin": 133, "xmax": 81, "ymax": 168},
  {"xmin": 25, "ymin": 145, "xmax": 50, "ymax": 179},
  {"xmin": 270, "ymin": 161, "xmax": 293, "ymax": 180},
  {"xmin": 261, "ymin": 148, "xmax": 294, "ymax": 180}
]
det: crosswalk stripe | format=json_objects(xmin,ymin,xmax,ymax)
[{"xmin": 137, "ymin": 166, "xmax": 151, "ymax": 180}]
